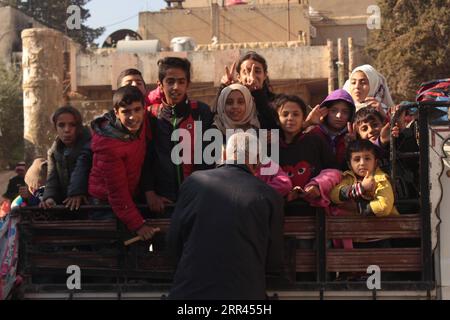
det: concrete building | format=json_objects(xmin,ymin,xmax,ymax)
[
  {"xmin": 140, "ymin": 0, "xmax": 374, "ymax": 49},
  {"xmin": 0, "ymin": 5, "xmax": 43, "ymax": 66},
  {"xmin": 139, "ymin": 1, "xmax": 310, "ymax": 50}
]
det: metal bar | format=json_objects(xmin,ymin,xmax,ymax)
[
  {"xmin": 18, "ymin": 204, "xmax": 164, "ymax": 212},
  {"xmin": 418, "ymin": 106, "xmax": 433, "ymax": 284},
  {"xmin": 19, "ymin": 202, "xmax": 308, "ymax": 213},
  {"xmin": 316, "ymin": 209, "xmax": 326, "ymax": 299},
  {"xmin": 400, "ymin": 101, "xmax": 450, "ymax": 108},
  {"xmin": 390, "ymin": 108, "xmax": 397, "ymax": 194},
  {"xmin": 396, "ymin": 152, "xmax": 420, "ymax": 159},
  {"xmin": 395, "ymin": 199, "xmax": 420, "ymax": 205}
]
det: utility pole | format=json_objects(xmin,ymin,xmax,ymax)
[{"xmin": 287, "ymin": 0, "xmax": 291, "ymax": 41}]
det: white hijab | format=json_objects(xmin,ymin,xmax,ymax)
[
  {"xmin": 344, "ymin": 64, "xmax": 395, "ymax": 111},
  {"xmin": 213, "ymin": 83, "xmax": 260, "ymax": 135}
]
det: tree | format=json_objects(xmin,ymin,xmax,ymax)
[
  {"xmin": 3, "ymin": 0, "xmax": 104, "ymax": 47},
  {"xmin": 366, "ymin": 0, "xmax": 450, "ymax": 102},
  {"xmin": 0, "ymin": 63, "xmax": 23, "ymax": 168}
]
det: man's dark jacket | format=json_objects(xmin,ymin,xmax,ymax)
[{"xmin": 167, "ymin": 163, "xmax": 284, "ymax": 300}]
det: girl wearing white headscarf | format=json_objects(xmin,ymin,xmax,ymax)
[
  {"xmin": 213, "ymin": 83, "xmax": 261, "ymax": 135},
  {"xmin": 343, "ymin": 64, "xmax": 395, "ymax": 113}
]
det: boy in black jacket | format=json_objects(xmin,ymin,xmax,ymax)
[{"xmin": 142, "ymin": 57, "xmax": 213, "ymax": 213}]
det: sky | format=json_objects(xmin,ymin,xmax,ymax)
[{"xmin": 85, "ymin": 0, "xmax": 167, "ymax": 46}]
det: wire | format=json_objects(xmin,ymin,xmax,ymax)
[
  {"xmin": 102, "ymin": 13, "xmax": 139, "ymax": 28},
  {"xmin": 145, "ymin": 7, "xmax": 292, "ymax": 37}
]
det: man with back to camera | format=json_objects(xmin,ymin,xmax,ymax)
[{"xmin": 166, "ymin": 131, "xmax": 284, "ymax": 300}]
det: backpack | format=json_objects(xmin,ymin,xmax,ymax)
[
  {"xmin": 416, "ymin": 78, "xmax": 450, "ymax": 123},
  {"xmin": 416, "ymin": 78, "xmax": 450, "ymax": 102}
]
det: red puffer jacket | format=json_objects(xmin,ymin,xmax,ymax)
[{"xmin": 88, "ymin": 111, "xmax": 146, "ymax": 231}]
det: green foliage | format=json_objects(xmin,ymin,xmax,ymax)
[
  {"xmin": 4, "ymin": 0, "xmax": 104, "ymax": 47},
  {"xmin": 0, "ymin": 63, "xmax": 23, "ymax": 168},
  {"xmin": 366, "ymin": 0, "xmax": 450, "ymax": 102}
]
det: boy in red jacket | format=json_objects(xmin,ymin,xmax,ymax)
[{"xmin": 88, "ymin": 85, "xmax": 158, "ymax": 240}]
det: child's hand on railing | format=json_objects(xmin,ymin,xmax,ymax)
[
  {"xmin": 286, "ymin": 187, "xmax": 302, "ymax": 202},
  {"xmin": 63, "ymin": 195, "xmax": 88, "ymax": 211},
  {"xmin": 302, "ymin": 185, "xmax": 321, "ymax": 201},
  {"xmin": 39, "ymin": 198, "xmax": 56, "ymax": 209}
]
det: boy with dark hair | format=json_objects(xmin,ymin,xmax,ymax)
[
  {"xmin": 330, "ymin": 139, "xmax": 399, "ymax": 217},
  {"xmin": 117, "ymin": 68, "xmax": 147, "ymax": 96},
  {"xmin": 88, "ymin": 85, "xmax": 158, "ymax": 240},
  {"xmin": 352, "ymin": 107, "xmax": 391, "ymax": 173},
  {"xmin": 40, "ymin": 106, "xmax": 92, "ymax": 211},
  {"xmin": 142, "ymin": 57, "xmax": 213, "ymax": 213},
  {"xmin": 353, "ymin": 107, "xmax": 388, "ymax": 146},
  {"xmin": 353, "ymin": 106, "xmax": 420, "ymax": 213}
]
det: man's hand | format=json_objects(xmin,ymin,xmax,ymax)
[
  {"xmin": 63, "ymin": 195, "xmax": 87, "ymax": 211},
  {"xmin": 361, "ymin": 171, "xmax": 376, "ymax": 197},
  {"xmin": 136, "ymin": 224, "xmax": 160, "ymax": 241},
  {"xmin": 220, "ymin": 62, "xmax": 237, "ymax": 86},
  {"xmin": 39, "ymin": 198, "xmax": 57, "ymax": 209},
  {"xmin": 145, "ymin": 191, "xmax": 173, "ymax": 213}
]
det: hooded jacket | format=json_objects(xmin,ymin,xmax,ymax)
[
  {"xmin": 88, "ymin": 111, "xmax": 146, "ymax": 231},
  {"xmin": 43, "ymin": 126, "xmax": 92, "ymax": 202},
  {"xmin": 309, "ymin": 89, "xmax": 356, "ymax": 169}
]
